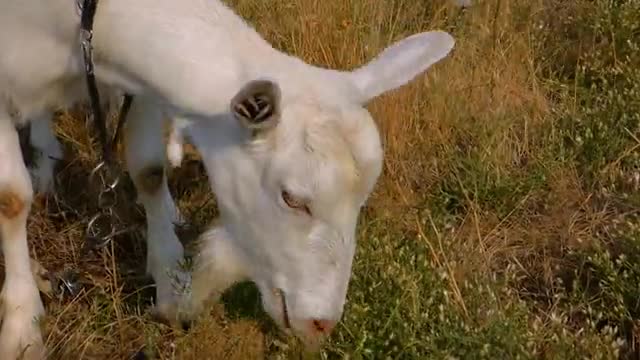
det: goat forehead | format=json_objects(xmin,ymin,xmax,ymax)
[
  {"xmin": 265, "ymin": 99, "xmax": 382, "ymax": 207},
  {"xmin": 274, "ymin": 122, "xmax": 360, "ymax": 196}
]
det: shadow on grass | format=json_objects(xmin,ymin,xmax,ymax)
[{"xmin": 221, "ymin": 281, "xmax": 280, "ymax": 336}]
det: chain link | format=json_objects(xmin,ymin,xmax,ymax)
[
  {"xmin": 83, "ymin": 160, "xmax": 136, "ymax": 254},
  {"xmin": 54, "ymin": 269, "xmax": 83, "ymax": 300}
]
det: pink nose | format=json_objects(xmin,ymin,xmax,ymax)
[{"xmin": 307, "ymin": 318, "xmax": 337, "ymax": 336}]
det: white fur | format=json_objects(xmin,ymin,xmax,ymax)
[{"xmin": 0, "ymin": 0, "xmax": 454, "ymax": 356}]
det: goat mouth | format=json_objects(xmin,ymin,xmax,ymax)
[{"xmin": 275, "ymin": 288, "xmax": 291, "ymax": 329}]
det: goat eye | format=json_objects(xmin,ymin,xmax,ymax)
[{"xmin": 281, "ymin": 190, "xmax": 311, "ymax": 216}]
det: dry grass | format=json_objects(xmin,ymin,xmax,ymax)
[{"xmin": 5, "ymin": 0, "xmax": 640, "ymax": 358}]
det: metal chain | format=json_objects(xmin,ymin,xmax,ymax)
[
  {"xmin": 77, "ymin": 0, "xmax": 139, "ymax": 254},
  {"xmin": 83, "ymin": 161, "xmax": 119, "ymax": 253},
  {"xmin": 39, "ymin": 0, "xmax": 141, "ymax": 302},
  {"xmin": 83, "ymin": 160, "xmax": 138, "ymax": 254}
]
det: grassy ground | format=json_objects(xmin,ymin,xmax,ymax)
[{"xmin": 11, "ymin": 0, "xmax": 640, "ymax": 358}]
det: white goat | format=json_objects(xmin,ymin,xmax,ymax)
[{"xmin": 0, "ymin": 0, "xmax": 455, "ymax": 357}]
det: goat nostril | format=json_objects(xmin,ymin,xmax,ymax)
[
  {"xmin": 310, "ymin": 319, "xmax": 336, "ymax": 335},
  {"xmin": 313, "ymin": 320, "xmax": 325, "ymax": 332}
]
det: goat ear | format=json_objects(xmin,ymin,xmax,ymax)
[
  {"xmin": 231, "ymin": 79, "xmax": 281, "ymax": 132},
  {"xmin": 347, "ymin": 31, "xmax": 455, "ymax": 104}
]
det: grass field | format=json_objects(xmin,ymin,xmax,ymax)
[{"xmin": 15, "ymin": 0, "xmax": 640, "ymax": 358}]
